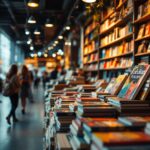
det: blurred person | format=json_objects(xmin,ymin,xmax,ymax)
[
  {"xmin": 28, "ymin": 70, "xmax": 34, "ymax": 103},
  {"xmin": 20, "ymin": 65, "xmax": 30, "ymax": 114},
  {"xmin": 34, "ymin": 69, "xmax": 40, "ymax": 88},
  {"xmin": 50, "ymin": 67, "xmax": 58, "ymax": 80},
  {"xmin": 42, "ymin": 71, "xmax": 49, "ymax": 89},
  {"xmin": 5, "ymin": 64, "xmax": 20, "ymax": 125}
]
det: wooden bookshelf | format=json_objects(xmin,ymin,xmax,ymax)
[
  {"xmin": 134, "ymin": 13, "xmax": 150, "ymax": 24},
  {"xmin": 99, "ymin": 66, "xmax": 131, "ymax": 71},
  {"xmin": 135, "ymin": 52, "xmax": 150, "ymax": 57},
  {"xmin": 116, "ymin": 0, "xmax": 128, "ymax": 11},
  {"xmin": 85, "ymin": 26, "xmax": 98, "ymax": 37},
  {"xmin": 84, "ymin": 60, "xmax": 98, "ymax": 65},
  {"xmin": 100, "ymin": 33, "xmax": 133, "ymax": 49},
  {"xmin": 99, "ymin": 51, "xmax": 133, "ymax": 61},
  {"xmin": 84, "ymin": 49, "xmax": 99, "ymax": 57},
  {"xmin": 135, "ymin": 35, "xmax": 150, "ymax": 42}
]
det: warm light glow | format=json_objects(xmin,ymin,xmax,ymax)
[
  {"xmin": 52, "ymin": 53, "xmax": 56, "ymax": 58},
  {"xmin": 38, "ymin": 52, "xmax": 42, "ymax": 57},
  {"xmin": 45, "ymin": 23, "xmax": 54, "ymax": 27},
  {"xmin": 28, "ymin": 16, "xmax": 36, "ymax": 24},
  {"xmin": 82, "ymin": 0, "xmax": 96, "ymax": 3},
  {"xmin": 65, "ymin": 26, "xmax": 70, "ymax": 30},
  {"xmin": 25, "ymin": 29, "xmax": 30, "ymax": 35},
  {"xmin": 44, "ymin": 53, "xmax": 48, "ymax": 58},
  {"xmin": 30, "ymin": 46, "xmax": 34, "ymax": 51},
  {"xmin": 27, "ymin": 2, "xmax": 39, "ymax": 7},
  {"xmin": 58, "ymin": 35, "xmax": 63, "ymax": 39},
  {"xmin": 55, "ymin": 41, "xmax": 58, "ymax": 44},
  {"xmin": 30, "ymin": 53, "xmax": 34, "ymax": 57},
  {"xmin": 34, "ymin": 29, "xmax": 41, "ymax": 35}
]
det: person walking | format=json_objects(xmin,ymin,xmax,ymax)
[
  {"xmin": 20, "ymin": 65, "xmax": 30, "ymax": 114},
  {"xmin": 5, "ymin": 64, "xmax": 20, "ymax": 125}
]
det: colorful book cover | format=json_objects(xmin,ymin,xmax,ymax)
[{"xmin": 118, "ymin": 64, "xmax": 150, "ymax": 100}]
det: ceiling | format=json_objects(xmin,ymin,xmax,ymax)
[{"xmin": 0, "ymin": 0, "xmax": 82, "ymax": 56}]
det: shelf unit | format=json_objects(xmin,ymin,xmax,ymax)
[{"xmin": 82, "ymin": 0, "xmax": 150, "ymax": 81}]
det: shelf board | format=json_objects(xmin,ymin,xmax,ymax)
[
  {"xmin": 135, "ymin": 52, "xmax": 150, "ymax": 57},
  {"xmin": 84, "ymin": 69, "xmax": 98, "ymax": 72},
  {"xmin": 100, "ymin": 33, "xmax": 133, "ymax": 49},
  {"xmin": 134, "ymin": 13, "xmax": 150, "ymax": 24},
  {"xmin": 99, "ymin": 66, "xmax": 131, "ymax": 71},
  {"xmin": 99, "ymin": 51, "xmax": 133, "ymax": 61},
  {"xmin": 84, "ymin": 26, "xmax": 98, "ymax": 38},
  {"xmin": 84, "ymin": 35, "xmax": 99, "ymax": 47},
  {"xmin": 84, "ymin": 49, "xmax": 99, "ymax": 56},
  {"xmin": 135, "ymin": 35, "xmax": 150, "ymax": 42},
  {"xmin": 100, "ymin": 13, "xmax": 133, "ymax": 37},
  {"xmin": 84, "ymin": 60, "xmax": 98, "ymax": 65},
  {"xmin": 116, "ymin": 0, "xmax": 128, "ymax": 11},
  {"xmin": 100, "ymin": 11, "xmax": 114, "ymax": 24}
]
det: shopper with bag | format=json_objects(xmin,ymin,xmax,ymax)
[{"xmin": 3, "ymin": 64, "xmax": 20, "ymax": 125}]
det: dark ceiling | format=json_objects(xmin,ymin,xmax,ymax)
[{"xmin": 0, "ymin": 0, "xmax": 83, "ymax": 56}]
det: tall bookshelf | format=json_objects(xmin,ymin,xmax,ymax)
[
  {"xmin": 83, "ymin": 15, "xmax": 100, "ymax": 80},
  {"xmin": 133, "ymin": 0, "xmax": 150, "ymax": 65},
  {"xmin": 82, "ymin": 0, "xmax": 150, "ymax": 81}
]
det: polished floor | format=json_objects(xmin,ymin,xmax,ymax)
[{"xmin": 0, "ymin": 86, "xmax": 44, "ymax": 150}]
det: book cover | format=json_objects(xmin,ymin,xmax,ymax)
[
  {"xmin": 118, "ymin": 64, "xmax": 150, "ymax": 100},
  {"xmin": 92, "ymin": 132, "xmax": 150, "ymax": 147}
]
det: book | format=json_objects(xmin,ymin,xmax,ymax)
[
  {"xmin": 118, "ymin": 116, "xmax": 150, "ymax": 126},
  {"xmin": 117, "ymin": 64, "xmax": 150, "ymax": 100},
  {"xmin": 92, "ymin": 132, "xmax": 150, "ymax": 149},
  {"xmin": 137, "ymin": 25, "xmax": 145, "ymax": 39},
  {"xmin": 56, "ymin": 133, "xmax": 72, "ymax": 150}
]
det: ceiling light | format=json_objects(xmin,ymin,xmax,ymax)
[
  {"xmin": 25, "ymin": 29, "xmax": 30, "ymax": 35},
  {"xmin": 54, "ymin": 41, "xmax": 58, "ymax": 44},
  {"xmin": 30, "ymin": 53, "xmax": 34, "ymax": 57},
  {"xmin": 58, "ymin": 35, "xmax": 63, "ymax": 39},
  {"xmin": 27, "ymin": 0, "xmax": 39, "ymax": 8},
  {"xmin": 65, "ymin": 26, "xmax": 70, "ymax": 30},
  {"xmin": 38, "ymin": 52, "xmax": 42, "ymax": 57},
  {"xmin": 82, "ymin": 0, "xmax": 96, "ymax": 3},
  {"xmin": 28, "ymin": 16, "xmax": 36, "ymax": 24},
  {"xmin": 52, "ymin": 53, "xmax": 56, "ymax": 58},
  {"xmin": 30, "ymin": 45, "xmax": 34, "ymax": 51},
  {"xmin": 45, "ymin": 19, "xmax": 54, "ymax": 27},
  {"xmin": 34, "ymin": 53, "xmax": 37, "ymax": 57},
  {"xmin": 44, "ymin": 53, "xmax": 48, "ymax": 58},
  {"xmin": 34, "ymin": 28, "xmax": 41, "ymax": 35},
  {"xmin": 27, "ymin": 38, "xmax": 32, "ymax": 45}
]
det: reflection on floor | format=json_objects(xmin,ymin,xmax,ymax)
[{"xmin": 0, "ymin": 86, "xmax": 44, "ymax": 150}]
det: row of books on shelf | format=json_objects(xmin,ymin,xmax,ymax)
[
  {"xmin": 137, "ymin": 0, "xmax": 150, "ymax": 20},
  {"xmin": 84, "ymin": 40, "xmax": 99, "ymax": 55},
  {"xmin": 83, "ymin": 53, "xmax": 99, "ymax": 64},
  {"xmin": 85, "ymin": 21, "xmax": 97, "ymax": 36},
  {"xmin": 137, "ymin": 22, "xmax": 150, "ymax": 39},
  {"xmin": 84, "ymin": 31, "xmax": 98, "ymax": 45},
  {"xmin": 84, "ymin": 64, "xmax": 98, "ymax": 71},
  {"xmin": 100, "ymin": 0, "xmax": 133, "ymax": 33},
  {"xmin": 100, "ymin": 24, "xmax": 132, "ymax": 47},
  {"xmin": 137, "ymin": 41, "xmax": 150, "ymax": 54},
  {"xmin": 100, "ymin": 40, "xmax": 133, "ymax": 59},
  {"xmin": 99, "ymin": 57, "xmax": 133, "ymax": 69}
]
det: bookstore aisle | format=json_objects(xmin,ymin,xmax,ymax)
[{"xmin": 0, "ymin": 86, "xmax": 44, "ymax": 150}]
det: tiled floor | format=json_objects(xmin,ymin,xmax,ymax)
[{"xmin": 0, "ymin": 86, "xmax": 44, "ymax": 150}]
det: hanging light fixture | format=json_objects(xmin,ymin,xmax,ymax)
[
  {"xmin": 25, "ymin": 28, "xmax": 30, "ymax": 35},
  {"xmin": 45, "ymin": 19, "xmax": 54, "ymax": 27},
  {"xmin": 27, "ymin": 0, "xmax": 39, "ymax": 8},
  {"xmin": 82, "ymin": 0, "xmax": 96, "ymax": 3},
  {"xmin": 34, "ymin": 28, "xmax": 41, "ymax": 35},
  {"xmin": 65, "ymin": 26, "xmax": 70, "ymax": 30},
  {"xmin": 58, "ymin": 35, "xmax": 63, "ymax": 40},
  {"xmin": 28, "ymin": 16, "xmax": 36, "ymax": 24}
]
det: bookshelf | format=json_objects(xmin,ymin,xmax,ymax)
[
  {"xmin": 82, "ymin": 0, "xmax": 150, "ymax": 81},
  {"xmin": 83, "ymin": 14, "xmax": 100, "ymax": 77},
  {"xmin": 134, "ymin": 0, "xmax": 150, "ymax": 64}
]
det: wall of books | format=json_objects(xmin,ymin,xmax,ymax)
[{"xmin": 83, "ymin": 0, "xmax": 150, "ymax": 81}]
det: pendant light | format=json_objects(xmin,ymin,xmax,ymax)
[
  {"xmin": 82, "ymin": 0, "xmax": 96, "ymax": 3},
  {"xmin": 28, "ymin": 16, "xmax": 36, "ymax": 24},
  {"xmin": 45, "ymin": 19, "xmax": 54, "ymax": 27},
  {"xmin": 27, "ymin": 0, "xmax": 39, "ymax": 8},
  {"xmin": 34, "ymin": 28, "xmax": 41, "ymax": 35}
]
